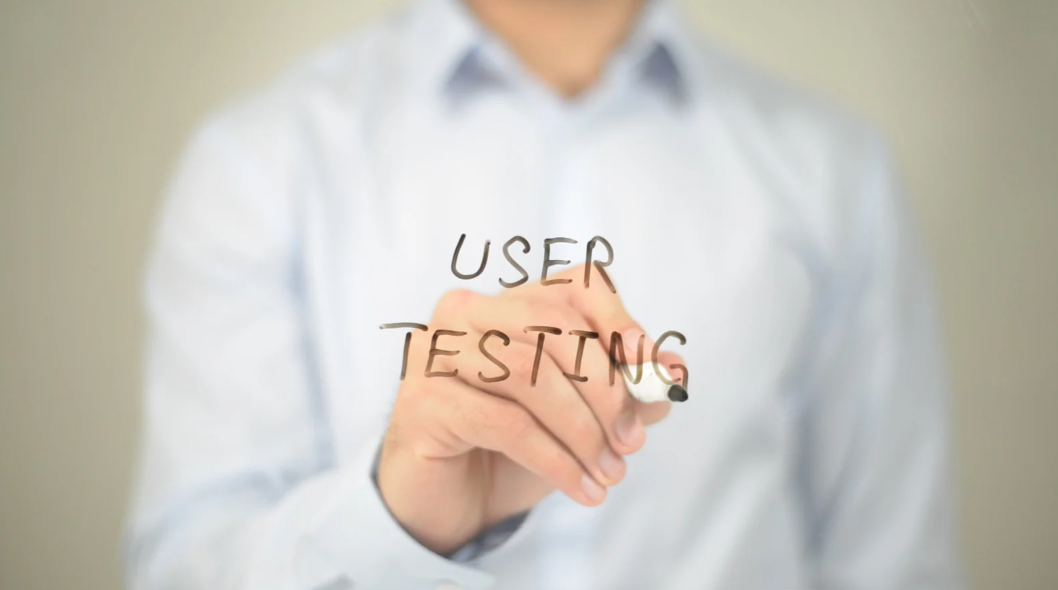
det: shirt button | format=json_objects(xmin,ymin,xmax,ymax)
[{"xmin": 435, "ymin": 582, "xmax": 462, "ymax": 590}]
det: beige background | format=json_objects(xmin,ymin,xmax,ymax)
[{"xmin": 1, "ymin": 0, "xmax": 1055, "ymax": 588}]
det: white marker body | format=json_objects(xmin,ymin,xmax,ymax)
[{"xmin": 623, "ymin": 363, "xmax": 677, "ymax": 403}]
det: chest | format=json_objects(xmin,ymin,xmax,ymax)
[
  {"xmin": 298, "ymin": 114, "xmax": 817, "ymax": 581},
  {"xmin": 303, "ymin": 112, "xmax": 817, "ymax": 570}
]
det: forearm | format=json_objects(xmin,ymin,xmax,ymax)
[{"xmin": 125, "ymin": 443, "xmax": 497, "ymax": 590}]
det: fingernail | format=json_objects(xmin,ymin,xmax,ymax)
[
  {"xmin": 622, "ymin": 328, "xmax": 647, "ymax": 361},
  {"xmin": 616, "ymin": 407, "xmax": 645, "ymax": 448},
  {"xmin": 599, "ymin": 447, "xmax": 625, "ymax": 483},
  {"xmin": 582, "ymin": 473, "xmax": 606, "ymax": 503}
]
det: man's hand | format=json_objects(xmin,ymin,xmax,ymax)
[{"xmin": 377, "ymin": 264, "xmax": 685, "ymax": 555}]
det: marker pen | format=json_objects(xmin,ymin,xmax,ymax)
[{"xmin": 623, "ymin": 363, "xmax": 688, "ymax": 403}]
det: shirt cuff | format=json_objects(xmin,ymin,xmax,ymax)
[
  {"xmin": 366, "ymin": 443, "xmax": 530, "ymax": 566},
  {"xmin": 302, "ymin": 441, "xmax": 496, "ymax": 590},
  {"xmin": 445, "ymin": 510, "xmax": 529, "ymax": 564}
]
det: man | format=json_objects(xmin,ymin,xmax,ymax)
[{"xmin": 124, "ymin": 0, "xmax": 966, "ymax": 588}]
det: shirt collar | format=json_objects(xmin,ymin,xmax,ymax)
[{"xmin": 407, "ymin": 0, "xmax": 699, "ymax": 105}]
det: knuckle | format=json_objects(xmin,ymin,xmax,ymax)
[
  {"xmin": 557, "ymin": 262, "xmax": 587, "ymax": 280},
  {"xmin": 393, "ymin": 378, "xmax": 422, "ymax": 404},
  {"xmin": 400, "ymin": 383, "xmax": 437, "ymax": 418},
  {"xmin": 437, "ymin": 288, "xmax": 473, "ymax": 316},
  {"xmin": 493, "ymin": 403, "xmax": 534, "ymax": 440},
  {"xmin": 569, "ymin": 412, "xmax": 601, "ymax": 442},
  {"xmin": 612, "ymin": 318, "xmax": 638, "ymax": 333},
  {"xmin": 545, "ymin": 447, "xmax": 581, "ymax": 487},
  {"xmin": 523, "ymin": 300, "xmax": 566, "ymax": 329},
  {"xmin": 508, "ymin": 349, "xmax": 540, "ymax": 382},
  {"xmin": 538, "ymin": 446, "xmax": 569, "ymax": 478}
]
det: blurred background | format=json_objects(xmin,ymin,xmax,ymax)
[{"xmin": 1, "ymin": 0, "xmax": 1055, "ymax": 588}]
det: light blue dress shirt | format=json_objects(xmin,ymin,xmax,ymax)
[{"xmin": 124, "ymin": 0, "xmax": 966, "ymax": 588}]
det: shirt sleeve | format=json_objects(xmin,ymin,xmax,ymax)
[
  {"xmin": 797, "ymin": 134, "xmax": 967, "ymax": 588},
  {"xmin": 123, "ymin": 112, "xmax": 499, "ymax": 590},
  {"xmin": 360, "ymin": 445, "xmax": 530, "ymax": 567}
]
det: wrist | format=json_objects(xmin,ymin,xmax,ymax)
[{"xmin": 376, "ymin": 446, "xmax": 484, "ymax": 555}]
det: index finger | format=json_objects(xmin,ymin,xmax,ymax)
[{"xmin": 509, "ymin": 263, "xmax": 651, "ymax": 362}]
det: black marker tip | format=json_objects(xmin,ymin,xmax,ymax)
[{"xmin": 667, "ymin": 384, "xmax": 688, "ymax": 403}]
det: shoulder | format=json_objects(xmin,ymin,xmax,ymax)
[
  {"xmin": 157, "ymin": 11, "xmax": 417, "ymax": 255},
  {"xmin": 681, "ymin": 35, "xmax": 900, "ymax": 257},
  {"xmin": 686, "ymin": 35, "xmax": 886, "ymax": 169},
  {"xmin": 184, "ymin": 6, "xmax": 416, "ymax": 174}
]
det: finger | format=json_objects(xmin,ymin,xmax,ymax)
[
  {"xmin": 418, "ymin": 377, "xmax": 607, "ymax": 507},
  {"xmin": 655, "ymin": 350, "xmax": 688, "ymax": 386},
  {"xmin": 509, "ymin": 264, "xmax": 652, "ymax": 366},
  {"xmin": 436, "ymin": 329, "xmax": 626, "ymax": 486},
  {"xmin": 432, "ymin": 288, "xmax": 671, "ymax": 454},
  {"xmin": 629, "ymin": 349, "xmax": 686, "ymax": 425},
  {"xmin": 456, "ymin": 295, "xmax": 647, "ymax": 455},
  {"xmin": 438, "ymin": 287, "xmax": 637, "ymax": 369},
  {"xmin": 512, "ymin": 294, "xmax": 653, "ymax": 454},
  {"xmin": 567, "ymin": 323, "xmax": 686, "ymax": 441},
  {"xmin": 636, "ymin": 399, "xmax": 672, "ymax": 425},
  {"xmin": 544, "ymin": 312, "xmax": 649, "ymax": 455}
]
